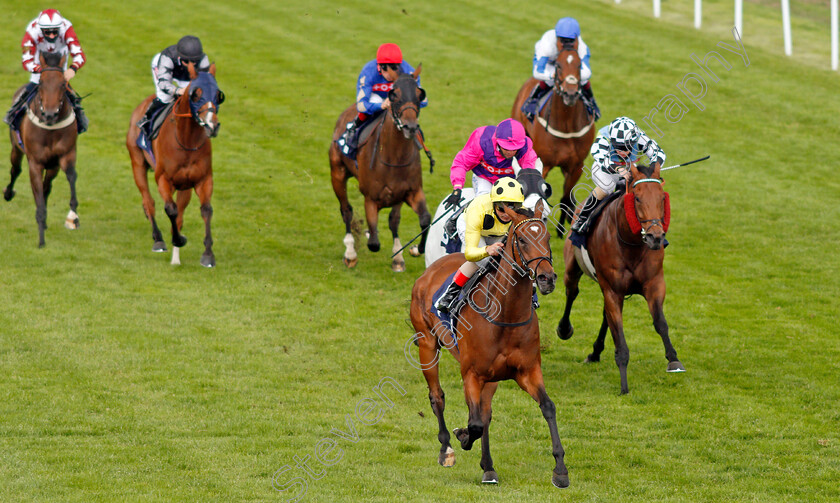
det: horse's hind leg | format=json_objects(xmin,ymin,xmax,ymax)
[
  {"xmin": 406, "ymin": 188, "xmax": 431, "ymax": 256},
  {"xmin": 514, "ymin": 367, "xmax": 569, "ymax": 489},
  {"xmin": 5, "ymin": 137, "xmax": 22, "ymax": 201},
  {"xmin": 363, "ymin": 197, "xmax": 381, "ymax": 253},
  {"xmin": 557, "ymin": 242, "xmax": 582, "ymax": 340},
  {"xmin": 388, "ymin": 204, "xmax": 405, "ymax": 272},
  {"xmin": 330, "ymin": 159, "xmax": 356, "ymax": 267},
  {"xmin": 61, "ymin": 153, "xmax": 79, "ymax": 229},
  {"xmin": 644, "ymin": 281, "xmax": 685, "ymax": 372},
  {"xmin": 418, "ymin": 332, "xmax": 455, "ymax": 467},
  {"xmin": 478, "ymin": 382, "xmax": 499, "ymax": 484},
  {"xmin": 195, "ymin": 177, "xmax": 215, "ymax": 268},
  {"xmin": 585, "ymin": 311, "xmax": 608, "ymax": 363}
]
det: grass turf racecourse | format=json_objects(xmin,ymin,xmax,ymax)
[{"xmin": 0, "ymin": 0, "xmax": 838, "ymax": 501}]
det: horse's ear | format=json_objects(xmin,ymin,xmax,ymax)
[
  {"xmin": 39, "ymin": 52, "xmax": 47, "ymax": 67},
  {"xmin": 187, "ymin": 61, "xmax": 198, "ymax": 80},
  {"xmin": 59, "ymin": 54, "xmax": 67, "ymax": 69},
  {"xmin": 209, "ymin": 63, "xmax": 216, "ymax": 77},
  {"xmin": 411, "ymin": 63, "xmax": 422, "ymax": 79},
  {"xmin": 534, "ymin": 201, "xmax": 545, "ymax": 220},
  {"xmin": 417, "ymin": 87, "xmax": 426, "ymax": 103}
]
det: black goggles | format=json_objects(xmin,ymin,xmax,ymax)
[
  {"xmin": 380, "ymin": 63, "xmax": 400, "ymax": 72},
  {"xmin": 496, "ymin": 202, "xmax": 522, "ymax": 211},
  {"xmin": 43, "ymin": 28, "xmax": 59, "ymax": 38}
]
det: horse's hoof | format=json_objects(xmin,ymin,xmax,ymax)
[
  {"xmin": 667, "ymin": 361, "xmax": 686, "ymax": 372},
  {"xmin": 438, "ymin": 446, "xmax": 455, "ymax": 467},
  {"xmin": 481, "ymin": 471, "xmax": 499, "ymax": 484},
  {"xmin": 367, "ymin": 242, "xmax": 380, "ymax": 252},
  {"xmin": 64, "ymin": 218, "xmax": 79, "ymax": 230},
  {"xmin": 584, "ymin": 354, "xmax": 600, "ymax": 363},
  {"xmin": 453, "ymin": 428, "xmax": 472, "ymax": 450},
  {"xmin": 343, "ymin": 257, "xmax": 357, "ymax": 268},
  {"xmin": 408, "ymin": 245, "xmax": 421, "ymax": 257},
  {"xmin": 152, "ymin": 241, "xmax": 167, "ymax": 252},
  {"xmin": 556, "ymin": 320, "xmax": 573, "ymax": 340},
  {"xmin": 3, "ymin": 188, "xmax": 14, "ymax": 201},
  {"xmin": 552, "ymin": 471, "xmax": 570, "ymax": 488},
  {"xmin": 173, "ymin": 235, "xmax": 187, "ymax": 248},
  {"xmin": 200, "ymin": 253, "xmax": 216, "ymax": 268},
  {"xmin": 391, "ymin": 261, "xmax": 405, "ymax": 273}
]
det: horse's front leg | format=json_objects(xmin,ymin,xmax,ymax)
[
  {"xmin": 603, "ymin": 290, "xmax": 630, "ymax": 394},
  {"xmin": 453, "ymin": 372, "xmax": 484, "ymax": 452},
  {"xmin": 5, "ymin": 138, "xmax": 23, "ymax": 201},
  {"xmin": 363, "ymin": 197, "xmax": 380, "ymax": 253},
  {"xmin": 157, "ymin": 176, "xmax": 187, "ymax": 250},
  {"xmin": 388, "ymin": 204, "xmax": 405, "ymax": 272},
  {"xmin": 514, "ymin": 366, "xmax": 569, "ymax": 488},
  {"xmin": 584, "ymin": 311, "xmax": 609, "ymax": 363},
  {"xmin": 405, "ymin": 188, "xmax": 431, "ymax": 256},
  {"xmin": 61, "ymin": 153, "xmax": 79, "ymax": 229},
  {"xmin": 644, "ymin": 279, "xmax": 685, "ymax": 372},
  {"xmin": 478, "ymin": 382, "xmax": 499, "ymax": 484},
  {"xmin": 195, "ymin": 176, "xmax": 215, "ymax": 268},
  {"xmin": 27, "ymin": 162, "xmax": 48, "ymax": 247}
]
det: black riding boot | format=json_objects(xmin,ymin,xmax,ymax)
[
  {"xmin": 137, "ymin": 98, "xmax": 166, "ymax": 138},
  {"xmin": 435, "ymin": 281, "xmax": 463, "ymax": 314},
  {"xmin": 521, "ymin": 83, "xmax": 550, "ymax": 121},
  {"xmin": 581, "ymin": 83, "xmax": 601, "ymax": 121},
  {"xmin": 4, "ymin": 82, "xmax": 38, "ymax": 126},
  {"xmin": 338, "ymin": 117, "xmax": 364, "ymax": 155},
  {"xmin": 67, "ymin": 91, "xmax": 88, "ymax": 134},
  {"xmin": 570, "ymin": 193, "xmax": 599, "ymax": 236}
]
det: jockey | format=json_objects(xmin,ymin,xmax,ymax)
[
  {"xmin": 570, "ymin": 116, "xmax": 666, "ymax": 238},
  {"xmin": 435, "ymin": 178, "xmax": 526, "ymax": 314},
  {"xmin": 443, "ymin": 118, "xmax": 539, "ymax": 210},
  {"xmin": 336, "ymin": 43, "xmax": 427, "ymax": 156},
  {"xmin": 521, "ymin": 17, "xmax": 600, "ymax": 122},
  {"xmin": 136, "ymin": 35, "xmax": 211, "ymax": 138},
  {"xmin": 3, "ymin": 9, "xmax": 88, "ymax": 133}
]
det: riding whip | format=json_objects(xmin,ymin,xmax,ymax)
[
  {"xmin": 661, "ymin": 155, "xmax": 710, "ymax": 171},
  {"xmin": 391, "ymin": 202, "xmax": 460, "ymax": 258}
]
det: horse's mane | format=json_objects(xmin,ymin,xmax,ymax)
[
  {"xmin": 41, "ymin": 52, "xmax": 63, "ymax": 68},
  {"xmin": 514, "ymin": 207, "xmax": 535, "ymax": 218}
]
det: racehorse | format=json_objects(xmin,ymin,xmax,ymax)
[
  {"xmin": 424, "ymin": 161, "xmax": 552, "ymax": 267},
  {"xmin": 329, "ymin": 69, "xmax": 431, "ymax": 272},
  {"xmin": 4, "ymin": 52, "xmax": 79, "ymax": 248},
  {"xmin": 126, "ymin": 62, "xmax": 223, "ymax": 267},
  {"xmin": 409, "ymin": 204, "xmax": 569, "ymax": 488},
  {"xmin": 557, "ymin": 164, "xmax": 685, "ymax": 395},
  {"xmin": 511, "ymin": 39, "xmax": 595, "ymax": 233}
]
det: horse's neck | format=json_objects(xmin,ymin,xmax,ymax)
[
  {"xmin": 173, "ymin": 97, "xmax": 202, "ymax": 138},
  {"xmin": 607, "ymin": 196, "xmax": 644, "ymax": 249},
  {"xmin": 380, "ymin": 114, "xmax": 414, "ymax": 156},
  {"xmin": 479, "ymin": 250, "xmax": 532, "ymax": 320},
  {"xmin": 549, "ymin": 91, "xmax": 589, "ymax": 129}
]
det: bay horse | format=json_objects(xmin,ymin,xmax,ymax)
[
  {"xmin": 409, "ymin": 204, "xmax": 569, "ymax": 488},
  {"xmin": 126, "ymin": 62, "xmax": 223, "ymax": 267},
  {"xmin": 329, "ymin": 69, "xmax": 431, "ymax": 272},
  {"xmin": 4, "ymin": 52, "xmax": 79, "ymax": 248},
  {"xmin": 511, "ymin": 39, "xmax": 595, "ymax": 233},
  {"xmin": 557, "ymin": 164, "xmax": 685, "ymax": 395}
]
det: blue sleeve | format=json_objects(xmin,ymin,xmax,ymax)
[{"xmin": 356, "ymin": 60, "xmax": 381, "ymax": 114}]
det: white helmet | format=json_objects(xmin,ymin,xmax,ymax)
[
  {"xmin": 608, "ymin": 116, "xmax": 638, "ymax": 150},
  {"xmin": 38, "ymin": 9, "xmax": 64, "ymax": 30}
]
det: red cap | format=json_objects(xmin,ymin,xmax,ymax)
[{"xmin": 376, "ymin": 43, "xmax": 403, "ymax": 64}]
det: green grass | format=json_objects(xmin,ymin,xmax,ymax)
[{"xmin": 1, "ymin": 0, "xmax": 838, "ymax": 501}]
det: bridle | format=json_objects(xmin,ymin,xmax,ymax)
[
  {"xmin": 372, "ymin": 79, "xmax": 422, "ymax": 169},
  {"xmin": 33, "ymin": 67, "xmax": 68, "ymax": 122},
  {"xmin": 554, "ymin": 42, "xmax": 581, "ymax": 103},
  {"xmin": 171, "ymin": 90, "xmax": 217, "ymax": 151},
  {"xmin": 614, "ymin": 178, "xmax": 666, "ymax": 246},
  {"xmin": 500, "ymin": 217, "xmax": 553, "ymax": 280}
]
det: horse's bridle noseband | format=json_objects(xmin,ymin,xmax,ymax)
[
  {"xmin": 500, "ymin": 218, "xmax": 553, "ymax": 280},
  {"xmin": 390, "ymin": 99, "xmax": 419, "ymax": 133},
  {"xmin": 632, "ymin": 178, "xmax": 665, "ymax": 236},
  {"xmin": 34, "ymin": 67, "xmax": 68, "ymax": 121}
]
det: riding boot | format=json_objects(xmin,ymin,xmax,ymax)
[
  {"xmin": 4, "ymin": 82, "xmax": 37, "ymax": 126},
  {"xmin": 66, "ymin": 91, "xmax": 88, "ymax": 134},
  {"xmin": 532, "ymin": 284, "xmax": 540, "ymax": 310},
  {"xmin": 435, "ymin": 281, "xmax": 463, "ymax": 314},
  {"xmin": 137, "ymin": 98, "xmax": 166, "ymax": 138},
  {"xmin": 521, "ymin": 82, "xmax": 550, "ymax": 121},
  {"xmin": 570, "ymin": 193, "xmax": 599, "ymax": 236},
  {"xmin": 581, "ymin": 82, "xmax": 601, "ymax": 121},
  {"xmin": 338, "ymin": 117, "xmax": 364, "ymax": 155}
]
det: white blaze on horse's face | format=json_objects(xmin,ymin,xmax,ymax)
[
  {"xmin": 197, "ymin": 103, "xmax": 220, "ymax": 138},
  {"xmin": 566, "ymin": 54, "xmax": 574, "ymax": 64}
]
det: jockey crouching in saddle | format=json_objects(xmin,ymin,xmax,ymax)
[
  {"xmin": 3, "ymin": 9, "xmax": 88, "ymax": 133},
  {"xmin": 136, "ymin": 35, "xmax": 210, "ymax": 140},
  {"xmin": 521, "ymin": 17, "xmax": 600, "ymax": 122},
  {"xmin": 337, "ymin": 43, "xmax": 427, "ymax": 157},
  {"xmin": 435, "ymin": 178, "xmax": 528, "ymax": 314},
  {"xmin": 570, "ymin": 116, "xmax": 666, "ymax": 243}
]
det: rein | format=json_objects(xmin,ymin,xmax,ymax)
[
  {"xmin": 535, "ymin": 64, "xmax": 594, "ymax": 139},
  {"xmin": 170, "ymin": 92, "xmax": 208, "ymax": 151},
  {"xmin": 468, "ymin": 217, "xmax": 552, "ymax": 327},
  {"xmin": 369, "ymin": 98, "xmax": 420, "ymax": 170},
  {"xmin": 28, "ymin": 67, "xmax": 73, "ymax": 130}
]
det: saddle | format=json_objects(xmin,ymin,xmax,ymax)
[
  {"xmin": 338, "ymin": 111, "xmax": 386, "ymax": 160},
  {"xmin": 569, "ymin": 190, "xmax": 623, "ymax": 249},
  {"xmin": 430, "ymin": 257, "xmax": 502, "ymax": 337},
  {"xmin": 136, "ymin": 101, "xmax": 177, "ymax": 156}
]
